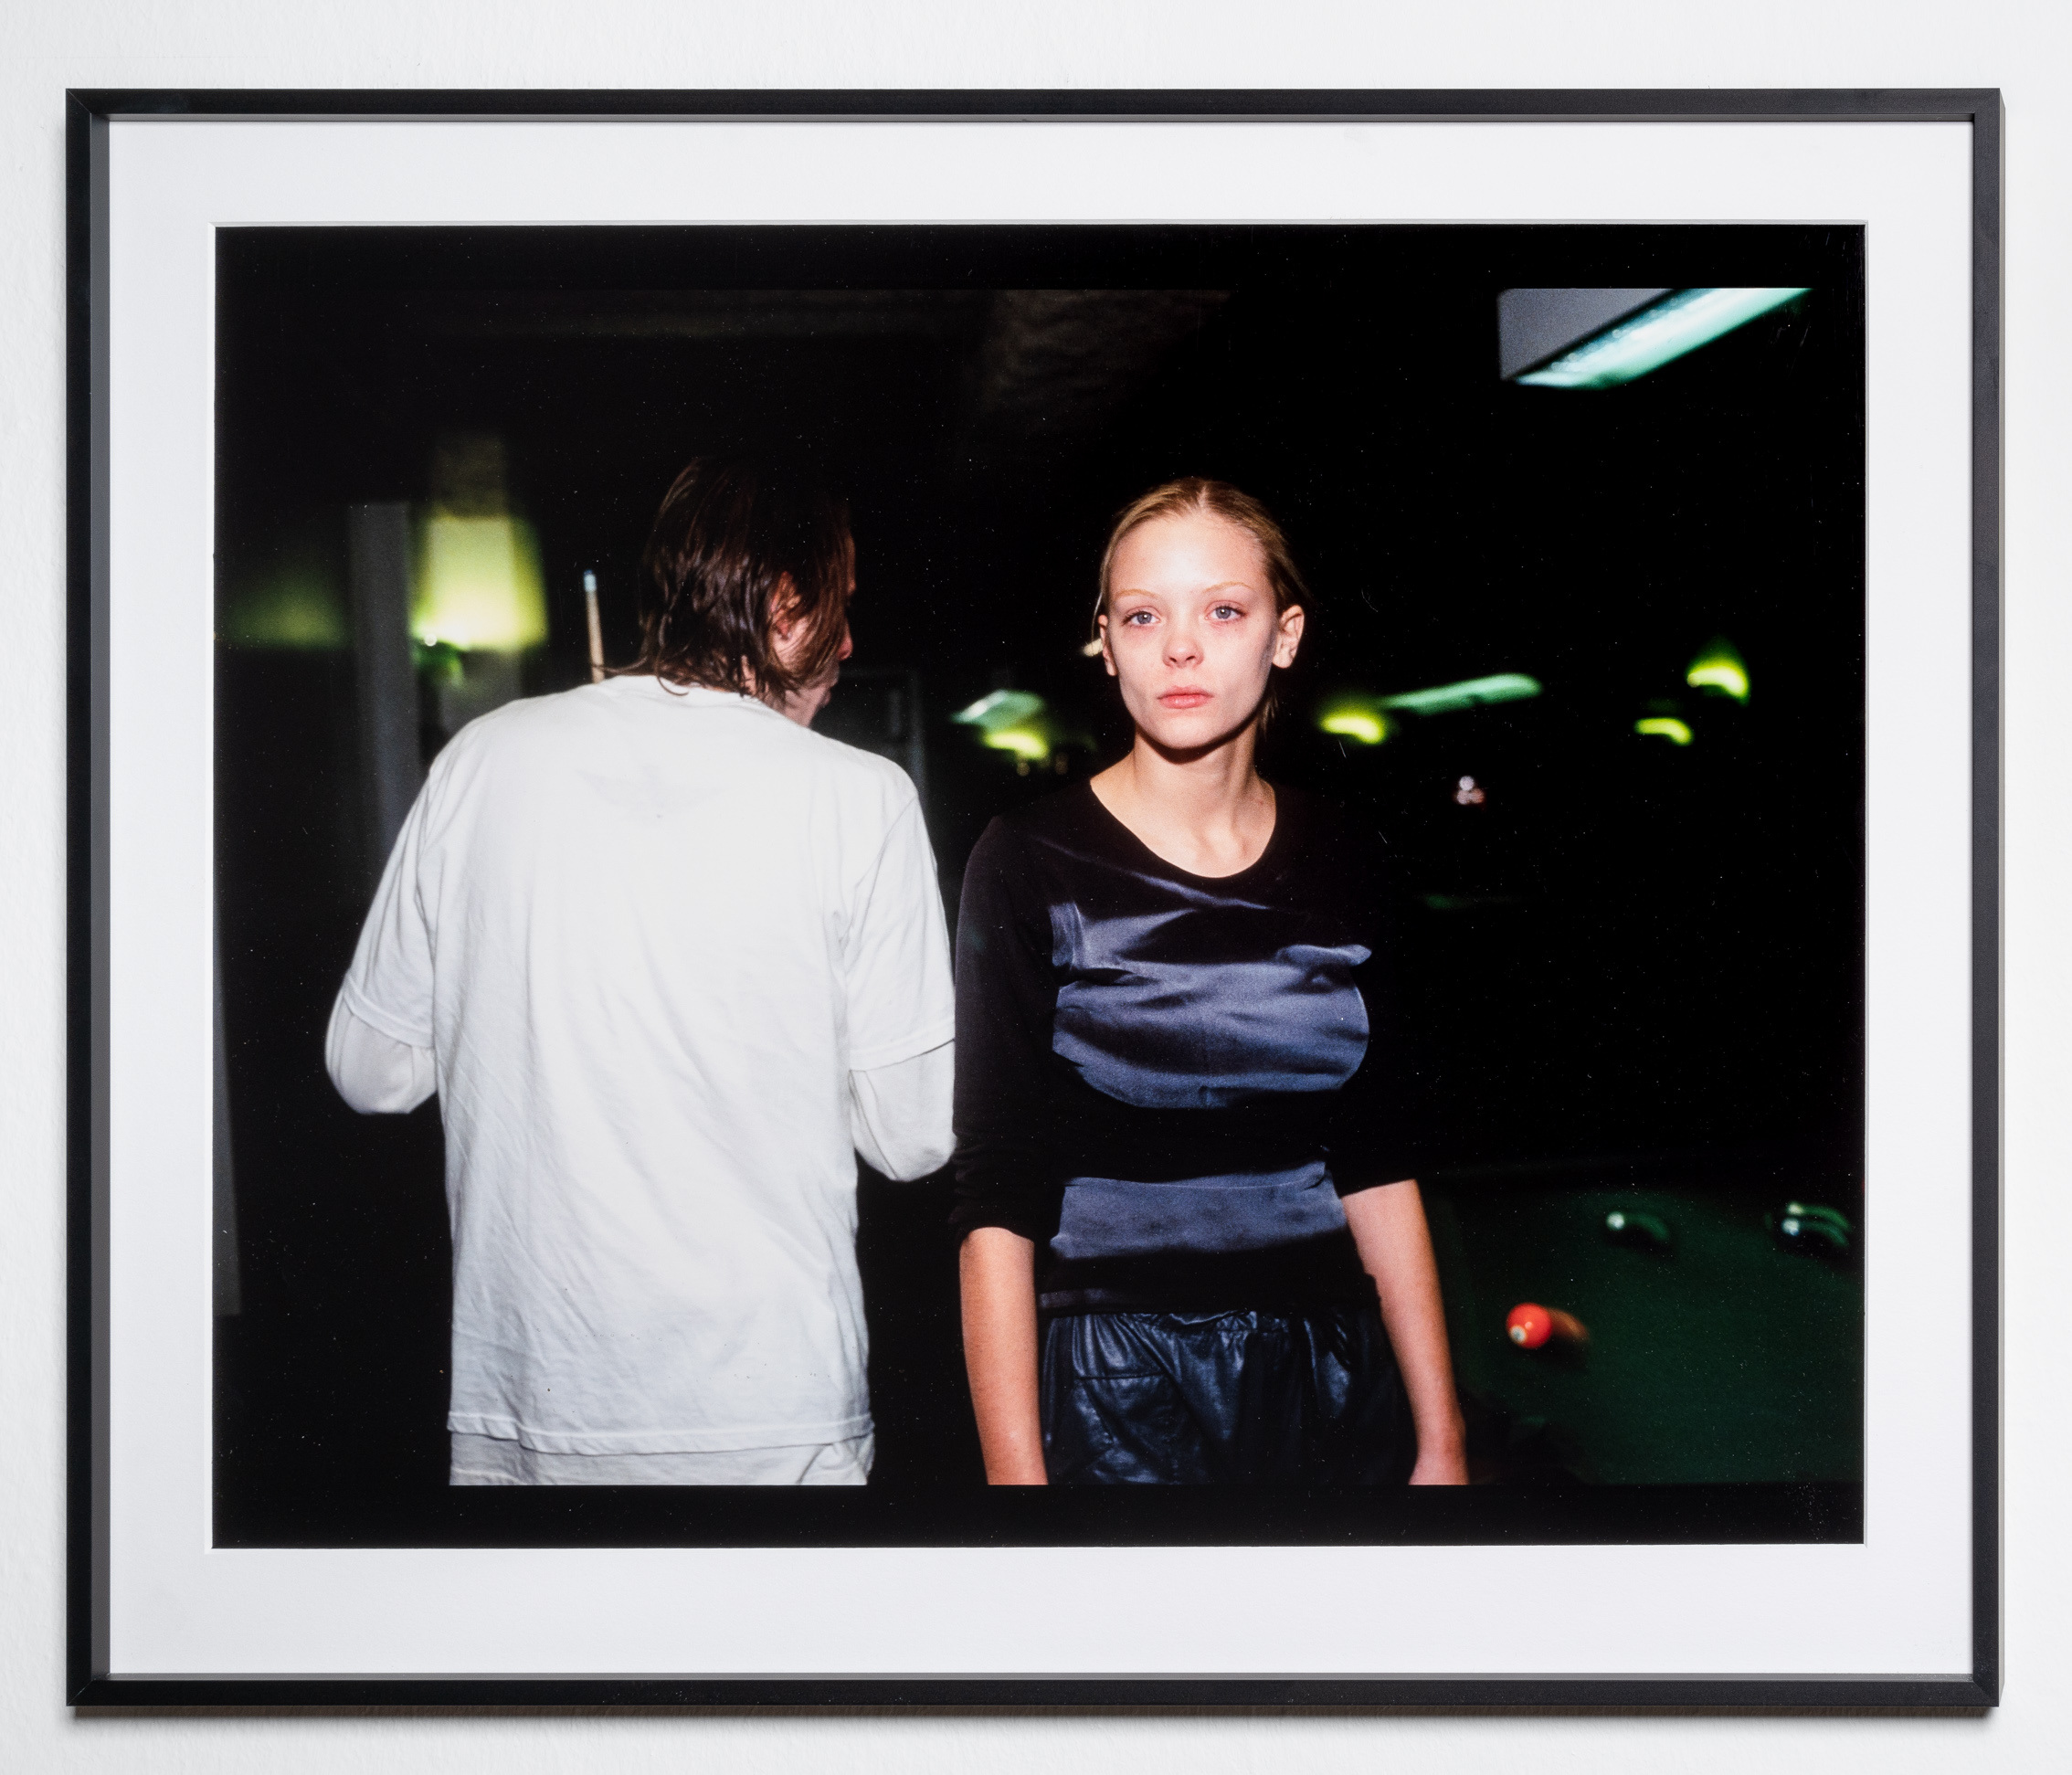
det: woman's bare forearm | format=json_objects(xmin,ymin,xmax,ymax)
[
  {"xmin": 1342, "ymin": 1180, "xmax": 1468, "ymax": 1484},
  {"xmin": 958, "ymin": 1227, "xmax": 1050, "ymax": 1484}
]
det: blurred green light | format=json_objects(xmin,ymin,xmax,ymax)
[
  {"xmin": 1379, "ymin": 673, "xmax": 1541, "ymax": 716},
  {"xmin": 954, "ymin": 689, "xmax": 1084, "ymax": 768},
  {"xmin": 1636, "ymin": 717, "xmax": 1693, "ymax": 745},
  {"xmin": 1318, "ymin": 701, "xmax": 1390, "ymax": 745},
  {"xmin": 953, "ymin": 689, "xmax": 1047, "ymax": 733},
  {"xmin": 220, "ymin": 572, "xmax": 347, "ymax": 650},
  {"xmin": 1517, "ymin": 288, "xmax": 1811, "ymax": 389},
  {"xmin": 411, "ymin": 513, "xmax": 548, "ymax": 651},
  {"xmin": 981, "ymin": 724, "xmax": 1052, "ymax": 763},
  {"xmin": 1686, "ymin": 638, "xmax": 1750, "ymax": 703}
]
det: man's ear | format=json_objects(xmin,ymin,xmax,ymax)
[{"xmin": 769, "ymin": 573, "xmax": 803, "ymax": 641}]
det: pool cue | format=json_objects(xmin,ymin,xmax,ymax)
[{"xmin": 583, "ymin": 569, "xmax": 605, "ymax": 683}]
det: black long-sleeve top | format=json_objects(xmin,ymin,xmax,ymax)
[{"xmin": 950, "ymin": 780, "xmax": 1432, "ymax": 1313}]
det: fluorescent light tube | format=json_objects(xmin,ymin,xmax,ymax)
[
  {"xmin": 1379, "ymin": 673, "xmax": 1542, "ymax": 715},
  {"xmin": 1515, "ymin": 288, "xmax": 1810, "ymax": 389}
]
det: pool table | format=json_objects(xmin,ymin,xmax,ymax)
[{"xmin": 1424, "ymin": 1172, "xmax": 1864, "ymax": 1485}]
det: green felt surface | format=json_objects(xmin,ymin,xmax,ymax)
[{"xmin": 1425, "ymin": 1181, "xmax": 1863, "ymax": 1484}]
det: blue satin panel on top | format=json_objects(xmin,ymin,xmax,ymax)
[
  {"xmin": 1052, "ymin": 1159, "xmax": 1347, "ymax": 1261},
  {"xmin": 1049, "ymin": 897, "xmax": 1372, "ymax": 1111},
  {"xmin": 1045, "ymin": 872, "xmax": 1373, "ymax": 1262}
]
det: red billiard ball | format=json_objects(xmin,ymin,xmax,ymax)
[{"xmin": 1506, "ymin": 1303, "xmax": 1552, "ymax": 1348}]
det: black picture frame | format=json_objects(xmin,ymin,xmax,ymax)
[{"xmin": 67, "ymin": 85, "xmax": 2002, "ymax": 1709}]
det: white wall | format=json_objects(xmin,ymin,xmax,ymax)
[{"xmin": 4, "ymin": 2, "xmax": 2067, "ymax": 1767}]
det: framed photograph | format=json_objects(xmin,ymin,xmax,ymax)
[{"xmin": 68, "ymin": 88, "xmax": 2000, "ymax": 1705}]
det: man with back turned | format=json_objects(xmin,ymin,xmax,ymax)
[{"xmin": 326, "ymin": 458, "xmax": 956, "ymax": 1484}]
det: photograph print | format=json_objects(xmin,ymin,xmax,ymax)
[{"xmin": 208, "ymin": 219, "xmax": 1865, "ymax": 1548}]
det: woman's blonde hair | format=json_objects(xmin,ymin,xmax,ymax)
[{"xmin": 1094, "ymin": 477, "xmax": 1310, "ymax": 724}]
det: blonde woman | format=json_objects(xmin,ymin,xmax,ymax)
[{"xmin": 952, "ymin": 478, "xmax": 1466, "ymax": 1485}]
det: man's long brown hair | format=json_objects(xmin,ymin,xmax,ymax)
[{"xmin": 634, "ymin": 457, "xmax": 853, "ymax": 702}]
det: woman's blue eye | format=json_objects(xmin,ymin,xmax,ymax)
[{"xmin": 1123, "ymin": 609, "xmax": 1155, "ymax": 625}]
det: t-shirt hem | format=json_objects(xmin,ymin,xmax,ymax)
[
  {"xmin": 948, "ymin": 1199, "xmax": 1052, "ymax": 1244},
  {"xmin": 448, "ymin": 1410, "xmax": 873, "ymax": 1455},
  {"xmin": 1332, "ymin": 1165, "xmax": 1429, "ymax": 1196},
  {"xmin": 850, "ymin": 1016, "xmax": 957, "ymax": 1073},
  {"xmin": 339, "ymin": 977, "xmax": 435, "ymax": 1050}
]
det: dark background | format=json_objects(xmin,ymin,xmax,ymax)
[{"xmin": 213, "ymin": 225, "xmax": 1864, "ymax": 1543}]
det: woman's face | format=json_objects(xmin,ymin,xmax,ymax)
[{"xmin": 1099, "ymin": 511, "xmax": 1304, "ymax": 755}]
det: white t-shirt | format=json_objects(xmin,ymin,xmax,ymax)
[{"xmin": 336, "ymin": 675, "xmax": 957, "ymax": 1454}]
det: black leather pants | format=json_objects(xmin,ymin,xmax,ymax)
[{"xmin": 1039, "ymin": 1304, "xmax": 1416, "ymax": 1485}]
